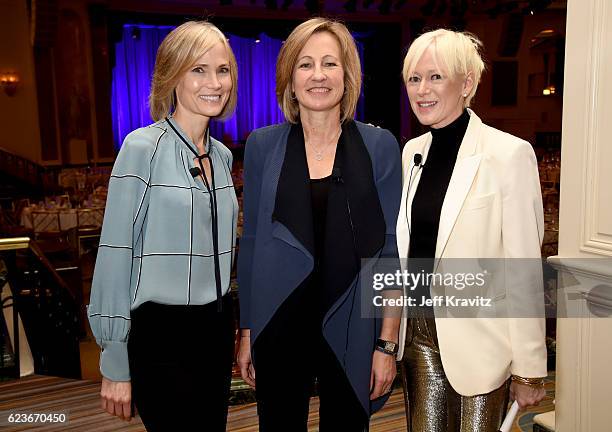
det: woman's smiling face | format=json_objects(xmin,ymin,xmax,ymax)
[
  {"xmin": 174, "ymin": 42, "xmax": 233, "ymax": 121},
  {"xmin": 292, "ymin": 31, "xmax": 345, "ymax": 117},
  {"xmin": 406, "ymin": 45, "xmax": 472, "ymax": 129}
]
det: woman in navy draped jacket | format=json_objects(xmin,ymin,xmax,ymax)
[{"xmin": 237, "ymin": 18, "xmax": 402, "ymax": 431}]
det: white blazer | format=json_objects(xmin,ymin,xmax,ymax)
[{"xmin": 395, "ymin": 109, "xmax": 547, "ymax": 396}]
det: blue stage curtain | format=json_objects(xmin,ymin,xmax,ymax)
[
  {"xmin": 111, "ymin": 25, "xmax": 174, "ymax": 150},
  {"xmin": 211, "ymin": 33, "xmax": 285, "ymax": 145},
  {"xmin": 112, "ymin": 25, "xmax": 365, "ymax": 151}
]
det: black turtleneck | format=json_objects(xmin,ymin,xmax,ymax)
[{"xmin": 409, "ymin": 109, "xmax": 470, "ymax": 260}]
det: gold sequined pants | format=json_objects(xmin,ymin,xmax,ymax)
[{"xmin": 400, "ymin": 314, "xmax": 510, "ymax": 432}]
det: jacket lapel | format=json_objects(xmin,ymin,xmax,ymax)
[
  {"xmin": 272, "ymin": 123, "xmax": 315, "ymax": 258},
  {"xmin": 271, "ymin": 120, "xmax": 386, "ymax": 313},
  {"xmin": 337, "ymin": 121, "xmax": 386, "ymax": 259},
  {"xmin": 322, "ymin": 120, "xmax": 386, "ymax": 321},
  {"xmin": 435, "ymin": 109, "xmax": 483, "ymax": 258},
  {"xmin": 399, "ymin": 135, "xmax": 430, "ymax": 260}
]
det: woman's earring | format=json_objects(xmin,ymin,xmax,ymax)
[
  {"xmin": 291, "ymin": 91, "xmax": 297, "ymax": 101},
  {"xmin": 463, "ymin": 93, "xmax": 468, "ymax": 98}
]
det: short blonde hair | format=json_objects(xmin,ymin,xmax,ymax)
[
  {"xmin": 276, "ymin": 18, "xmax": 362, "ymax": 123},
  {"xmin": 402, "ymin": 29, "xmax": 485, "ymax": 107},
  {"xmin": 149, "ymin": 21, "xmax": 238, "ymax": 121}
]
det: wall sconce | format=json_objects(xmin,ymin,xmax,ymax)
[{"xmin": 1, "ymin": 72, "xmax": 20, "ymax": 97}]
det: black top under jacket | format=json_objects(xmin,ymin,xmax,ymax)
[{"xmin": 409, "ymin": 110, "xmax": 470, "ymax": 301}]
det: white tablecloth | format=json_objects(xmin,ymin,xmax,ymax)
[{"xmin": 21, "ymin": 207, "xmax": 104, "ymax": 232}]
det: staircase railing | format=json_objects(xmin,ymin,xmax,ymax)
[{"xmin": 0, "ymin": 237, "xmax": 81, "ymax": 379}]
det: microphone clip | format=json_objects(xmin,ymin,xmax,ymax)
[
  {"xmin": 331, "ymin": 167, "xmax": 343, "ymax": 184},
  {"xmin": 189, "ymin": 167, "xmax": 202, "ymax": 178}
]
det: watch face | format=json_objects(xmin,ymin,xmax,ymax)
[{"xmin": 384, "ymin": 341, "xmax": 396, "ymax": 351}]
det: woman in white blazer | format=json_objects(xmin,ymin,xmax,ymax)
[{"xmin": 395, "ymin": 29, "xmax": 547, "ymax": 431}]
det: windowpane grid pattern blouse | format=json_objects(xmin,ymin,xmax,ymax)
[{"xmin": 87, "ymin": 117, "xmax": 238, "ymax": 381}]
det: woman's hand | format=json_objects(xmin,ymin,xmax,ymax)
[
  {"xmin": 238, "ymin": 330, "xmax": 256, "ymax": 388},
  {"xmin": 370, "ymin": 350, "xmax": 397, "ymax": 400},
  {"xmin": 510, "ymin": 381, "xmax": 546, "ymax": 409},
  {"xmin": 100, "ymin": 377, "xmax": 132, "ymax": 421}
]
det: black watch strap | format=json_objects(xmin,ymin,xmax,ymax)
[{"xmin": 375, "ymin": 338, "xmax": 399, "ymax": 355}]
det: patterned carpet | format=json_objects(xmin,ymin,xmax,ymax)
[{"xmin": 0, "ymin": 374, "xmax": 555, "ymax": 431}]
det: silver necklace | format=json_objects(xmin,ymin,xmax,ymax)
[{"xmin": 307, "ymin": 127, "xmax": 342, "ymax": 161}]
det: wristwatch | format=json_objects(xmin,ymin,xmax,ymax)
[{"xmin": 375, "ymin": 338, "xmax": 399, "ymax": 356}]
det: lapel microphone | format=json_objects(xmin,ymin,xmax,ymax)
[
  {"xmin": 332, "ymin": 166, "xmax": 358, "ymax": 269},
  {"xmin": 189, "ymin": 167, "xmax": 202, "ymax": 178},
  {"xmin": 405, "ymin": 153, "xmax": 424, "ymax": 238},
  {"xmin": 331, "ymin": 167, "xmax": 344, "ymax": 183}
]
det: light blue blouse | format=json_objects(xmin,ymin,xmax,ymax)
[{"xmin": 87, "ymin": 117, "xmax": 238, "ymax": 381}]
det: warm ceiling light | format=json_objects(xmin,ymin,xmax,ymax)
[
  {"xmin": 542, "ymin": 88, "xmax": 551, "ymax": 96},
  {"xmin": 0, "ymin": 72, "xmax": 19, "ymax": 97}
]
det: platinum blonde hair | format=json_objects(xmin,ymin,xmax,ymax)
[{"xmin": 402, "ymin": 28, "xmax": 485, "ymax": 107}]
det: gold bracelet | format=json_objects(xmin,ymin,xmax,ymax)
[{"xmin": 511, "ymin": 375, "xmax": 545, "ymax": 387}]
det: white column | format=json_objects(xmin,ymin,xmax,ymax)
[{"xmin": 549, "ymin": 0, "xmax": 612, "ymax": 430}]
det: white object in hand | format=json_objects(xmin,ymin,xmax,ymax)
[{"xmin": 499, "ymin": 401, "xmax": 520, "ymax": 432}]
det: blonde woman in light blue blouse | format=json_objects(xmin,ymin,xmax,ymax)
[{"xmin": 87, "ymin": 21, "xmax": 238, "ymax": 431}]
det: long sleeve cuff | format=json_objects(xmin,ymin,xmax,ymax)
[{"xmin": 100, "ymin": 340, "xmax": 130, "ymax": 382}]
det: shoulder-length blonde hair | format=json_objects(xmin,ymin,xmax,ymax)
[
  {"xmin": 402, "ymin": 29, "xmax": 485, "ymax": 108},
  {"xmin": 149, "ymin": 21, "xmax": 238, "ymax": 121},
  {"xmin": 276, "ymin": 18, "xmax": 362, "ymax": 124}
]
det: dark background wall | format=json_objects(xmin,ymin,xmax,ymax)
[{"xmin": 1, "ymin": 0, "xmax": 566, "ymax": 165}]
